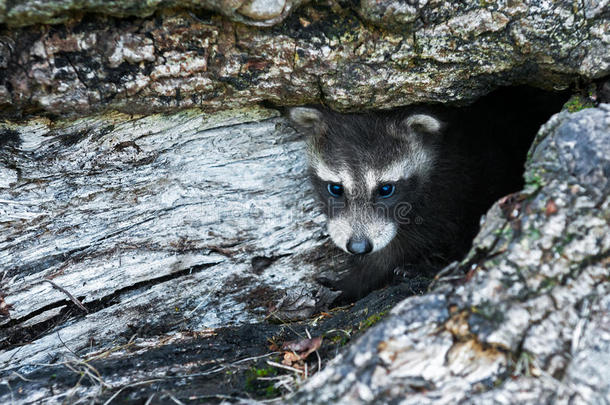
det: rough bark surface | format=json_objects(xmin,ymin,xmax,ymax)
[
  {"xmin": 0, "ymin": 0, "xmax": 309, "ymax": 28},
  {"xmin": 0, "ymin": 106, "xmax": 343, "ymax": 374},
  {"xmin": 1, "ymin": 2, "xmax": 609, "ymax": 404},
  {"xmin": 290, "ymin": 104, "xmax": 610, "ymax": 404},
  {"xmin": 0, "ymin": 1, "xmax": 609, "ymax": 119}
]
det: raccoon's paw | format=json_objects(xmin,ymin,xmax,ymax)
[
  {"xmin": 315, "ymin": 276, "xmax": 341, "ymax": 291},
  {"xmin": 393, "ymin": 266, "xmax": 417, "ymax": 279},
  {"xmin": 315, "ymin": 275, "xmax": 369, "ymax": 305},
  {"xmin": 315, "ymin": 277, "xmax": 353, "ymax": 306},
  {"xmin": 393, "ymin": 263, "xmax": 441, "ymax": 280}
]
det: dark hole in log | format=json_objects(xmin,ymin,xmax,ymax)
[
  {"xmin": 451, "ymin": 86, "xmax": 570, "ymax": 250},
  {"xmin": 426, "ymin": 86, "xmax": 570, "ymax": 276},
  {"xmin": 459, "ymin": 86, "xmax": 570, "ymax": 201}
]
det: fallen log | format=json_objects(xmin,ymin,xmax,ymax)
[{"xmin": 0, "ymin": 106, "xmax": 338, "ymax": 373}]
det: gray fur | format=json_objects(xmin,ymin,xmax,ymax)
[{"xmin": 289, "ymin": 105, "xmax": 474, "ymax": 301}]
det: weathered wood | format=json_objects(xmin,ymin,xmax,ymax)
[
  {"xmin": 0, "ymin": 0, "xmax": 309, "ymax": 28},
  {"xmin": 0, "ymin": 283, "xmax": 414, "ymax": 404},
  {"xmin": 0, "ymin": 106, "xmax": 338, "ymax": 372},
  {"xmin": 1, "ymin": 2, "xmax": 609, "ymax": 403},
  {"xmin": 0, "ymin": 1, "xmax": 608, "ymax": 119}
]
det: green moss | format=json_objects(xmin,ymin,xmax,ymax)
[
  {"xmin": 493, "ymin": 225, "xmax": 513, "ymax": 240},
  {"xmin": 471, "ymin": 302, "xmax": 504, "ymax": 323},
  {"xmin": 252, "ymin": 366, "xmax": 276, "ymax": 378},
  {"xmin": 553, "ymin": 233, "xmax": 575, "ymax": 254},
  {"xmin": 359, "ymin": 311, "xmax": 388, "ymax": 330},
  {"xmin": 528, "ymin": 226, "xmax": 542, "ymax": 241},
  {"xmin": 245, "ymin": 366, "xmax": 280, "ymax": 398},
  {"xmin": 325, "ymin": 328, "xmax": 352, "ymax": 346},
  {"xmin": 329, "ymin": 334, "xmax": 349, "ymax": 346},
  {"xmin": 538, "ymin": 277, "xmax": 558, "ymax": 292},
  {"xmin": 523, "ymin": 170, "xmax": 544, "ymax": 191},
  {"xmin": 563, "ymin": 95, "xmax": 595, "ymax": 113}
]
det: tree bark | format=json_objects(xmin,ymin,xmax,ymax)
[
  {"xmin": 0, "ymin": 0, "xmax": 310, "ymax": 28},
  {"xmin": 0, "ymin": 1, "xmax": 608, "ymax": 119},
  {"xmin": 0, "ymin": 106, "xmax": 340, "ymax": 372}
]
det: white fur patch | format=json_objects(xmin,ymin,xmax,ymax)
[
  {"xmin": 379, "ymin": 143, "xmax": 435, "ymax": 183},
  {"xmin": 366, "ymin": 220, "xmax": 397, "ymax": 253},
  {"xmin": 328, "ymin": 217, "xmax": 352, "ymax": 252},
  {"xmin": 406, "ymin": 114, "xmax": 442, "ymax": 134},
  {"xmin": 364, "ymin": 170, "xmax": 377, "ymax": 195},
  {"xmin": 358, "ymin": 137, "xmax": 437, "ymax": 193},
  {"xmin": 338, "ymin": 169, "xmax": 355, "ymax": 195},
  {"xmin": 310, "ymin": 156, "xmax": 341, "ymax": 184},
  {"xmin": 328, "ymin": 213, "xmax": 397, "ymax": 253},
  {"xmin": 309, "ymin": 155, "xmax": 356, "ymax": 195},
  {"xmin": 378, "ymin": 160, "xmax": 408, "ymax": 183}
]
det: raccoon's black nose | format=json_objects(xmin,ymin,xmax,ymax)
[{"xmin": 347, "ymin": 237, "xmax": 373, "ymax": 255}]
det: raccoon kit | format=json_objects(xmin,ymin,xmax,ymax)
[{"xmin": 289, "ymin": 105, "xmax": 513, "ymax": 302}]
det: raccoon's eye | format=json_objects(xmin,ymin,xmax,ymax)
[
  {"xmin": 378, "ymin": 183, "xmax": 395, "ymax": 198},
  {"xmin": 327, "ymin": 183, "xmax": 344, "ymax": 198}
]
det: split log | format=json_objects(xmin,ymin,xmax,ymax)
[
  {"xmin": 0, "ymin": 106, "xmax": 339, "ymax": 372},
  {"xmin": 0, "ymin": 1, "xmax": 608, "ymax": 119}
]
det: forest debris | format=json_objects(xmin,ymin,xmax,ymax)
[
  {"xmin": 42, "ymin": 279, "xmax": 89, "ymax": 313},
  {"xmin": 281, "ymin": 336, "xmax": 323, "ymax": 366}
]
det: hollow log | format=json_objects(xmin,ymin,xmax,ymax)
[
  {"xmin": 0, "ymin": 1, "xmax": 609, "ymax": 403},
  {"xmin": 0, "ymin": 1, "xmax": 608, "ymax": 119}
]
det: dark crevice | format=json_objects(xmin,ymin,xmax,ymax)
[
  {"xmin": 447, "ymin": 85, "xmax": 571, "ymax": 268},
  {"xmin": 0, "ymin": 262, "xmax": 218, "ymax": 352},
  {"xmin": 3, "ymin": 245, "xmax": 93, "ymax": 280},
  {"xmin": 386, "ymin": 86, "xmax": 571, "ymax": 299}
]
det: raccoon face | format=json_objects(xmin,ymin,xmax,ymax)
[{"xmin": 290, "ymin": 107, "xmax": 443, "ymax": 255}]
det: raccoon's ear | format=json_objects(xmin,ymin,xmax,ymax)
[
  {"xmin": 403, "ymin": 114, "xmax": 444, "ymax": 136},
  {"xmin": 288, "ymin": 107, "xmax": 327, "ymax": 134}
]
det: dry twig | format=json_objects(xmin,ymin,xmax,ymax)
[{"xmin": 42, "ymin": 279, "xmax": 88, "ymax": 313}]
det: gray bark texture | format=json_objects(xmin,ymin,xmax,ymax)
[
  {"xmin": 290, "ymin": 104, "xmax": 610, "ymax": 405},
  {"xmin": 0, "ymin": 0, "xmax": 312, "ymax": 27},
  {"xmin": 0, "ymin": 1, "xmax": 609, "ymax": 119},
  {"xmin": 0, "ymin": 1, "xmax": 609, "ymax": 404},
  {"xmin": 0, "ymin": 0, "xmax": 310, "ymax": 28},
  {"xmin": 0, "ymin": 106, "xmax": 338, "ymax": 371}
]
